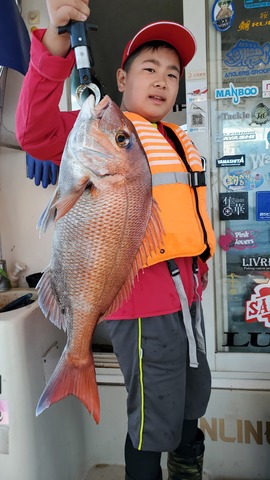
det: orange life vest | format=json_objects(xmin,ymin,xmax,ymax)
[{"xmin": 124, "ymin": 112, "xmax": 216, "ymax": 266}]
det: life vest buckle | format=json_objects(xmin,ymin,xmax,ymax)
[
  {"xmin": 189, "ymin": 171, "xmax": 206, "ymax": 188},
  {"xmin": 192, "ymin": 257, "xmax": 199, "ymax": 274},
  {"xmin": 167, "ymin": 259, "xmax": 180, "ymax": 277}
]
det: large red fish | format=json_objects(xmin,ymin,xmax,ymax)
[{"xmin": 36, "ymin": 95, "xmax": 163, "ymax": 423}]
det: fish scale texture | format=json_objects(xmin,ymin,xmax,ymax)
[{"xmin": 36, "ymin": 95, "xmax": 163, "ymax": 422}]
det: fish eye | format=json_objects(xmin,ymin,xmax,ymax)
[{"xmin": 115, "ymin": 130, "xmax": 131, "ymax": 148}]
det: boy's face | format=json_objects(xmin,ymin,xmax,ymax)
[{"xmin": 117, "ymin": 46, "xmax": 181, "ymax": 123}]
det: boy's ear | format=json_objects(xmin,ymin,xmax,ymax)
[{"xmin": 117, "ymin": 68, "xmax": 126, "ymax": 92}]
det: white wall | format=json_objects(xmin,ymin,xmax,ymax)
[
  {"xmin": 0, "ymin": 71, "xmax": 54, "ymax": 286},
  {"xmin": 0, "ymin": 146, "xmax": 53, "ymax": 285},
  {"xmin": 0, "ymin": 1, "xmax": 63, "ymax": 285}
]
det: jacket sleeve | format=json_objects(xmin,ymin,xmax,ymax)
[{"xmin": 16, "ymin": 29, "xmax": 79, "ymax": 165}]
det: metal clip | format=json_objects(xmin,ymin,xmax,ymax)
[
  {"xmin": 58, "ymin": 21, "xmax": 101, "ymax": 105},
  {"xmin": 76, "ymin": 83, "xmax": 101, "ymax": 105}
]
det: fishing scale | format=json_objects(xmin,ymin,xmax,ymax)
[{"xmin": 58, "ymin": 20, "xmax": 101, "ymax": 105}]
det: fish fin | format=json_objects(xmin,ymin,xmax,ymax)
[
  {"xmin": 36, "ymin": 349, "xmax": 100, "ymax": 424},
  {"xmin": 37, "ymin": 187, "xmax": 59, "ymax": 234},
  {"xmin": 103, "ymin": 199, "xmax": 165, "ymax": 319},
  {"xmin": 54, "ymin": 176, "xmax": 90, "ymax": 222},
  {"xmin": 138, "ymin": 198, "xmax": 165, "ymax": 262},
  {"xmin": 37, "ymin": 267, "xmax": 67, "ymax": 331}
]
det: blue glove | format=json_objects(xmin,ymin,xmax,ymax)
[{"xmin": 26, "ymin": 153, "xmax": 59, "ymax": 188}]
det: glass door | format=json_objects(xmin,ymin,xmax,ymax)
[{"xmin": 207, "ymin": 0, "xmax": 270, "ymax": 372}]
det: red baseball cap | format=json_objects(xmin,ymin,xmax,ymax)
[{"xmin": 121, "ymin": 21, "xmax": 196, "ymax": 76}]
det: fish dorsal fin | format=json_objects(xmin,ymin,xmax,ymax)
[
  {"xmin": 37, "ymin": 267, "xmax": 67, "ymax": 332},
  {"xmin": 137, "ymin": 198, "xmax": 165, "ymax": 265},
  {"xmin": 102, "ymin": 198, "xmax": 165, "ymax": 319}
]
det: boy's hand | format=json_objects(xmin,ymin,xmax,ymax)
[
  {"xmin": 46, "ymin": 0, "xmax": 90, "ymax": 29},
  {"xmin": 43, "ymin": 0, "xmax": 90, "ymax": 57}
]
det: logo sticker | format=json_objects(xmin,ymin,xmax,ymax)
[
  {"xmin": 221, "ymin": 111, "xmax": 251, "ymax": 121},
  {"xmin": 262, "ymin": 80, "xmax": 270, "ymax": 98},
  {"xmin": 216, "ymin": 155, "xmax": 246, "ymax": 167},
  {"xmin": 223, "ymin": 170, "xmax": 264, "ymax": 191},
  {"xmin": 212, "ymin": 0, "xmax": 235, "ymax": 32},
  {"xmin": 224, "ymin": 40, "xmax": 270, "ymax": 69},
  {"xmin": 215, "ymin": 82, "xmax": 259, "ymax": 105},
  {"xmin": 245, "ymin": 284, "xmax": 270, "ymax": 328},
  {"xmin": 219, "ymin": 228, "xmax": 258, "ymax": 251},
  {"xmin": 244, "ymin": 0, "xmax": 270, "ymax": 8},
  {"xmin": 219, "ymin": 192, "xmax": 249, "ymax": 220},
  {"xmin": 216, "ymin": 128, "xmax": 257, "ymax": 142},
  {"xmin": 256, "ymin": 191, "xmax": 270, "ymax": 220},
  {"xmin": 242, "ymin": 256, "xmax": 270, "ymax": 270},
  {"xmin": 250, "ymin": 102, "xmax": 270, "ymax": 124}
]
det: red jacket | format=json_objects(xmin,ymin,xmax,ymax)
[{"xmin": 16, "ymin": 29, "xmax": 208, "ymax": 319}]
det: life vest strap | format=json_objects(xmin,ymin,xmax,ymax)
[
  {"xmin": 167, "ymin": 259, "xmax": 199, "ymax": 368},
  {"xmin": 152, "ymin": 171, "xmax": 206, "ymax": 188},
  {"xmin": 193, "ymin": 273, "xmax": 206, "ymax": 354}
]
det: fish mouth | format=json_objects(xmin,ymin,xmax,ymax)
[
  {"xmin": 95, "ymin": 95, "xmax": 110, "ymax": 116},
  {"xmin": 85, "ymin": 95, "xmax": 110, "ymax": 119}
]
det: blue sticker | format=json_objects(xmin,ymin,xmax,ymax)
[
  {"xmin": 245, "ymin": 0, "xmax": 270, "ymax": 8},
  {"xmin": 212, "ymin": 0, "xmax": 235, "ymax": 32},
  {"xmin": 256, "ymin": 191, "xmax": 270, "ymax": 221},
  {"xmin": 223, "ymin": 170, "xmax": 264, "ymax": 191},
  {"xmin": 224, "ymin": 41, "xmax": 270, "ymax": 70}
]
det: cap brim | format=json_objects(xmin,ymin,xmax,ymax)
[{"xmin": 122, "ymin": 21, "xmax": 196, "ymax": 73}]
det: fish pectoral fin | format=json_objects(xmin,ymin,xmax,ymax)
[
  {"xmin": 37, "ymin": 267, "xmax": 67, "ymax": 331},
  {"xmin": 37, "ymin": 187, "xmax": 59, "ymax": 234},
  {"xmin": 54, "ymin": 176, "xmax": 90, "ymax": 222}
]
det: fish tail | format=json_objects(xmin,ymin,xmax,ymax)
[{"xmin": 36, "ymin": 350, "xmax": 100, "ymax": 424}]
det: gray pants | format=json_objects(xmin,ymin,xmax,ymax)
[{"xmin": 106, "ymin": 303, "xmax": 211, "ymax": 452}]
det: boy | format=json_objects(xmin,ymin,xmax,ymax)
[{"xmin": 16, "ymin": 1, "xmax": 215, "ymax": 479}]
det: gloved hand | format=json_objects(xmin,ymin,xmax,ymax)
[{"xmin": 26, "ymin": 153, "xmax": 59, "ymax": 188}]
